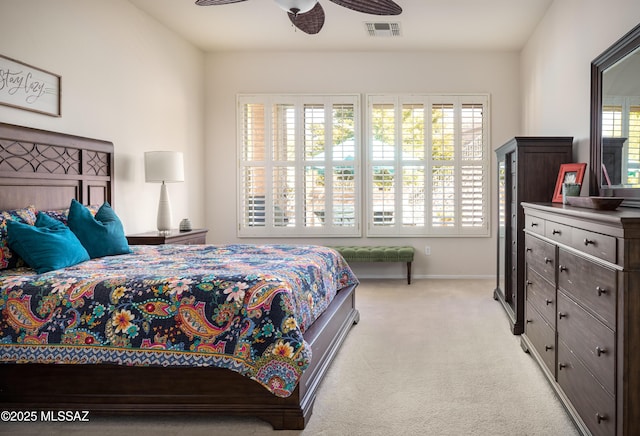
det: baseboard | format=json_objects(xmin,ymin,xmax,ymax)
[{"xmin": 356, "ymin": 274, "xmax": 495, "ymax": 280}]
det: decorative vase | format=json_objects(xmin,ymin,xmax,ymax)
[{"xmin": 179, "ymin": 218, "xmax": 192, "ymax": 232}]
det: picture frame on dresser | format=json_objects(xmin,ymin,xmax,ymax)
[{"xmin": 552, "ymin": 163, "xmax": 586, "ymax": 203}]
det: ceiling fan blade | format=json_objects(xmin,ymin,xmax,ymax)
[
  {"xmin": 329, "ymin": 0, "xmax": 402, "ymax": 15},
  {"xmin": 288, "ymin": 2, "xmax": 325, "ymax": 34},
  {"xmin": 195, "ymin": 0, "xmax": 248, "ymax": 6}
]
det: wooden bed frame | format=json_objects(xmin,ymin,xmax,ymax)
[{"xmin": 0, "ymin": 122, "xmax": 360, "ymax": 430}]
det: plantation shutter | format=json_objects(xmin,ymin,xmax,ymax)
[
  {"xmin": 238, "ymin": 94, "xmax": 361, "ymax": 237},
  {"xmin": 367, "ymin": 94, "xmax": 489, "ymax": 237}
]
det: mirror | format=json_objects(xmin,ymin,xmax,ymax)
[{"xmin": 590, "ymin": 22, "xmax": 640, "ymax": 206}]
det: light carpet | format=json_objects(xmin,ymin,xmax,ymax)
[{"xmin": 4, "ymin": 279, "xmax": 578, "ymax": 436}]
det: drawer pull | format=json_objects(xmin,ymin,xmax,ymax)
[
  {"xmin": 530, "ymin": 222, "xmax": 538, "ymax": 227},
  {"xmin": 596, "ymin": 286, "xmax": 607, "ymax": 296},
  {"xmin": 526, "ymin": 319, "xmax": 532, "ymax": 324},
  {"xmin": 525, "ymin": 247, "xmax": 532, "ymax": 253},
  {"xmin": 558, "ymin": 363, "xmax": 567, "ymax": 370},
  {"xmin": 558, "ymin": 312, "xmax": 567, "ymax": 319},
  {"xmin": 544, "ymin": 345, "xmax": 553, "ymax": 351},
  {"xmin": 552, "ymin": 229, "xmax": 561, "ymax": 235},
  {"xmin": 595, "ymin": 413, "xmax": 608, "ymax": 424},
  {"xmin": 545, "ymin": 298, "xmax": 553, "ymax": 306},
  {"xmin": 596, "ymin": 346, "xmax": 607, "ymax": 356},
  {"xmin": 584, "ymin": 238, "xmax": 595, "ymax": 246},
  {"xmin": 544, "ymin": 257, "xmax": 552, "ymax": 264},
  {"xmin": 559, "ymin": 265, "xmax": 567, "ymax": 272},
  {"xmin": 526, "ymin": 280, "xmax": 532, "ymax": 286}
]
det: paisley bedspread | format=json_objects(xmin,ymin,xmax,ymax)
[{"xmin": 0, "ymin": 244, "xmax": 358, "ymax": 397}]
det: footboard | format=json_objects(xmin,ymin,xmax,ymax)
[{"xmin": 0, "ymin": 283, "xmax": 358, "ymax": 430}]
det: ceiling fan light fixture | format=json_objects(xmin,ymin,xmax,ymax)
[
  {"xmin": 195, "ymin": 0, "xmax": 402, "ymax": 35},
  {"xmin": 274, "ymin": 0, "xmax": 318, "ymax": 15}
]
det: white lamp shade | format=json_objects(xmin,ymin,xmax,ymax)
[{"xmin": 144, "ymin": 151, "xmax": 184, "ymax": 183}]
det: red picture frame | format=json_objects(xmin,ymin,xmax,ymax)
[{"xmin": 552, "ymin": 163, "xmax": 587, "ymax": 203}]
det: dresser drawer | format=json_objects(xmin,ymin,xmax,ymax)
[
  {"xmin": 557, "ymin": 249, "xmax": 616, "ymax": 329},
  {"xmin": 525, "ymin": 234, "xmax": 555, "ymax": 284},
  {"xmin": 525, "ymin": 215, "xmax": 545, "ymax": 236},
  {"xmin": 557, "ymin": 291, "xmax": 615, "ymax": 396},
  {"xmin": 557, "ymin": 340, "xmax": 615, "ymax": 436},
  {"xmin": 545, "ymin": 221, "xmax": 572, "ymax": 246},
  {"xmin": 571, "ymin": 228, "xmax": 617, "ymax": 264},
  {"xmin": 524, "ymin": 303, "xmax": 556, "ymax": 376},
  {"xmin": 526, "ymin": 267, "xmax": 556, "ymax": 326}
]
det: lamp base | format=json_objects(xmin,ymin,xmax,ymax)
[{"xmin": 157, "ymin": 182, "xmax": 173, "ymax": 232}]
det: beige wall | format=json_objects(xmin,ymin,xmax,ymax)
[
  {"xmin": 521, "ymin": 0, "xmax": 640, "ymax": 188},
  {"xmin": 204, "ymin": 51, "xmax": 521, "ymax": 279},
  {"xmin": 4, "ymin": 1, "xmax": 639, "ymax": 279},
  {"xmin": 0, "ymin": 0, "xmax": 206, "ymax": 234}
]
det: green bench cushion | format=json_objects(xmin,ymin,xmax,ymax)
[{"xmin": 329, "ymin": 245, "xmax": 415, "ymax": 263}]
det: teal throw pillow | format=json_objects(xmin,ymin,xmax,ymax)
[
  {"xmin": 7, "ymin": 212, "xmax": 90, "ymax": 274},
  {"xmin": 67, "ymin": 199, "xmax": 131, "ymax": 259},
  {"xmin": 0, "ymin": 205, "xmax": 37, "ymax": 270}
]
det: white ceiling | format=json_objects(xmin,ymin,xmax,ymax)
[{"xmin": 128, "ymin": 0, "xmax": 553, "ymax": 52}]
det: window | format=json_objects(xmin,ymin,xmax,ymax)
[
  {"xmin": 238, "ymin": 94, "xmax": 361, "ymax": 237},
  {"xmin": 366, "ymin": 95, "xmax": 490, "ymax": 237},
  {"xmin": 237, "ymin": 93, "xmax": 489, "ymax": 238}
]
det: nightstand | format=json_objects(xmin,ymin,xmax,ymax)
[{"xmin": 126, "ymin": 228, "xmax": 208, "ymax": 245}]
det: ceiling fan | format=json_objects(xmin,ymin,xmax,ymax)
[{"xmin": 194, "ymin": 0, "xmax": 403, "ymax": 35}]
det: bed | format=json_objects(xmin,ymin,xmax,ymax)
[{"xmin": 0, "ymin": 122, "xmax": 360, "ymax": 430}]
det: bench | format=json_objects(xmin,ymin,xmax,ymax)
[{"xmin": 328, "ymin": 246, "xmax": 415, "ymax": 284}]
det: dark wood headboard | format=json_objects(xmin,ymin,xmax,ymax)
[{"xmin": 0, "ymin": 123, "xmax": 114, "ymax": 211}]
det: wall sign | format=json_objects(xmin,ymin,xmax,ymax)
[{"xmin": 0, "ymin": 54, "xmax": 61, "ymax": 117}]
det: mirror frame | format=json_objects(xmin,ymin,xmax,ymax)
[{"xmin": 590, "ymin": 22, "xmax": 640, "ymax": 206}]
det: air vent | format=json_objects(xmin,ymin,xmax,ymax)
[{"xmin": 365, "ymin": 22, "xmax": 401, "ymax": 37}]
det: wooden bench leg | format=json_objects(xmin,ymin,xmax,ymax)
[{"xmin": 407, "ymin": 261, "xmax": 412, "ymax": 285}]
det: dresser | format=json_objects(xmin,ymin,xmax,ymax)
[
  {"xmin": 126, "ymin": 228, "xmax": 208, "ymax": 245},
  {"xmin": 522, "ymin": 202, "xmax": 640, "ymax": 436},
  {"xmin": 494, "ymin": 137, "xmax": 573, "ymax": 334}
]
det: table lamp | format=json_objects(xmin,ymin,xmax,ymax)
[{"xmin": 144, "ymin": 151, "xmax": 184, "ymax": 233}]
